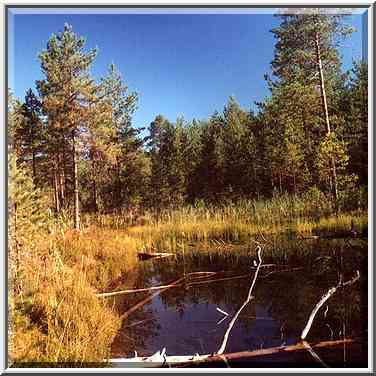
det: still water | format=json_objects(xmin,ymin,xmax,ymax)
[{"xmin": 110, "ymin": 237, "xmax": 367, "ymax": 367}]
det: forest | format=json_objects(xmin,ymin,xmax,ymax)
[{"xmin": 8, "ymin": 11, "xmax": 368, "ymax": 367}]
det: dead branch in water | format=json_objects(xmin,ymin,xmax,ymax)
[
  {"xmin": 300, "ymin": 270, "xmax": 360, "ymax": 340},
  {"xmin": 176, "ymin": 339, "xmax": 355, "ymax": 367},
  {"xmin": 216, "ymin": 246, "xmax": 263, "ymax": 355},
  {"xmin": 118, "ymin": 272, "xmax": 218, "ymax": 320},
  {"xmin": 119, "ymin": 276, "xmax": 187, "ymax": 320},
  {"xmin": 96, "ymin": 271, "xmax": 218, "ymax": 298},
  {"xmin": 97, "ymin": 265, "xmax": 303, "ymax": 298},
  {"xmin": 260, "ymin": 266, "xmax": 304, "ymax": 279},
  {"xmin": 110, "ymin": 338, "xmax": 354, "ymax": 367}
]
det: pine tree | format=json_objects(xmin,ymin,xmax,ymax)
[
  {"xmin": 338, "ymin": 61, "xmax": 368, "ymax": 185},
  {"xmin": 37, "ymin": 24, "xmax": 97, "ymax": 229},
  {"xmin": 8, "ymin": 153, "xmax": 48, "ymax": 296},
  {"xmin": 16, "ymin": 89, "xmax": 45, "ymax": 183},
  {"xmin": 95, "ymin": 63, "xmax": 140, "ymax": 210},
  {"xmin": 270, "ymin": 9, "xmax": 354, "ymax": 204}
]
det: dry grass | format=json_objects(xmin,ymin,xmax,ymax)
[
  {"xmin": 53, "ymin": 227, "xmax": 139, "ymax": 290},
  {"xmin": 9, "ymin": 227, "xmax": 138, "ymax": 366}
]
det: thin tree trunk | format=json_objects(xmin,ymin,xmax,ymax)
[
  {"xmin": 60, "ymin": 172, "xmax": 65, "ymax": 206},
  {"xmin": 58, "ymin": 151, "xmax": 65, "ymax": 206},
  {"xmin": 62, "ymin": 143, "xmax": 67, "ymax": 200},
  {"xmin": 315, "ymin": 32, "xmax": 331, "ymax": 135},
  {"xmin": 116, "ymin": 161, "xmax": 122, "ymax": 209},
  {"xmin": 54, "ymin": 171, "xmax": 60, "ymax": 213},
  {"xmin": 314, "ymin": 30, "xmax": 338, "ymax": 206},
  {"xmin": 93, "ymin": 164, "xmax": 98, "ymax": 213},
  {"xmin": 72, "ymin": 130, "xmax": 80, "ymax": 230},
  {"xmin": 32, "ymin": 150, "xmax": 36, "ymax": 182}
]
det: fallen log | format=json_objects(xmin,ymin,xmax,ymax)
[{"xmin": 110, "ymin": 339, "xmax": 355, "ymax": 367}]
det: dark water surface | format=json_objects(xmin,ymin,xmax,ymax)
[{"xmin": 110, "ymin": 237, "xmax": 368, "ymax": 367}]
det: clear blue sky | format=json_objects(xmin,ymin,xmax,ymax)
[{"xmin": 8, "ymin": 10, "xmax": 365, "ymax": 130}]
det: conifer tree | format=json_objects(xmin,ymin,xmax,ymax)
[
  {"xmin": 37, "ymin": 24, "xmax": 97, "ymax": 229},
  {"xmin": 270, "ymin": 9, "xmax": 354, "ymax": 204},
  {"xmin": 95, "ymin": 63, "xmax": 140, "ymax": 210},
  {"xmin": 16, "ymin": 89, "xmax": 45, "ymax": 183}
]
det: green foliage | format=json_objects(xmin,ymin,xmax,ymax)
[
  {"xmin": 8, "ymin": 154, "xmax": 49, "ymax": 292},
  {"xmin": 315, "ymin": 133, "xmax": 351, "ymax": 193}
]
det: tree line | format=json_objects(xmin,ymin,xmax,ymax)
[{"xmin": 9, "ymin": 12, "xmax": 368, "ymax": 230}]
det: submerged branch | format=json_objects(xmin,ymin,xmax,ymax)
[
  {"xmin": 301, "ymin": 340, "xmax": 329, "ymax": 368},
  {"xmin": 119, "ymin": 276, "xmax": 186, "ymax": 320},
  {"xmin": 117, "ymin": 272, "xmax": 218, "ymax": 320},
  {"xmin": 300, "ymin": 270, "xmax": 360, "ymax": 340},
  {"xmin": 97, "ymin": 265, "xmax": 303, "ymax": 298},
  {"xmin": 96, "ymin": 271, "xmax": 218, "ymax": 298}
]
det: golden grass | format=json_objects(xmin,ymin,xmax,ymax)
[
  {"xmin": 54, "ymin": 227, "xmax": 140, "ymax": 290},
  {"xmin": 9, "ymin": 227, "xmax": 138, "ymax": 366},
  {"xmin": 296, "ymin": 213, "xmax": 368, "ymax": 235},
  {"xmin": 124, "ymin": 211, "xmax": 368, "ymax": 252}
]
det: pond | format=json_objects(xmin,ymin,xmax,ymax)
[{"xmin": 109, "ymin": 237, "xmax": 368, "ymax": 368}]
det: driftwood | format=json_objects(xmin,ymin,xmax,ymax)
[
  {"xmin": 137, "ymin": 252, "xmax": 175, "ymax": 261},
  {"xmin": 110, "ymin": 339, "xmax": 354, "ymax": 367},
  {"xmin": 217, "ymin": 246, "xmax": 263, "ymax": 355},
  {"xmin": 96, "ymin": 271, "xmax": 218, "ymax": 298},
  {"xmin": 300, "ymin": 270, "xmax": 360, "ymax": 340},
  {"xmin": 97, "ymin": 265, "xmax": 303, "ymax": 298}
]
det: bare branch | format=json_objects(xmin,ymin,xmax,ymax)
[
  {"xmin": 301, "ymin": 270, "xmax": 360, "ymax": 340},
  {"xmin": 216, "ymin": 246, "xmax": 263, "ymax": 355}
]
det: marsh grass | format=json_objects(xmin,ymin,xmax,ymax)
[
  {"xmin": 9, "ymin": 227, "xmax": 140, "ymax": 366},
  {"xmin": 84, "ymin": 195, "xmax": 367, "ymax": 252}
]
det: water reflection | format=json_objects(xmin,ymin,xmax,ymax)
[{"xmin": 110, "ymin": 237, "xmax": 367, "ymax": 367}]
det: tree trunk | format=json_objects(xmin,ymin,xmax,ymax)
[
  {"xmin": 315, "ymin": 32, "xmax": 331, "ymax": 135},
  {"xmin": 72, "ymin": 130, "xmax": 80, "ymax": 230},
  {"xmin": 62, "ymin": 144, "xmax": 68, "ymax": 201},
  {"xmin": 92, "ymin": 161, "xmax": 98, "ymax": 212},
  {"xmin": 54, "ymin": 170, "xmax": 60, "ymax": 213},
  {"xmin": 58, "ymin": 152, "xmax": 65, "ymax": 206},
  {"xmin": 116, "ymin": 160, "xmax": 122, "ymax": 209},
  {"xmin": 314, "ymin": 31, "xmax": 338, "ymax": 206},
  {"xmin": 32, "ymin": 150, "xmax": 36, "ymax": 182}
]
